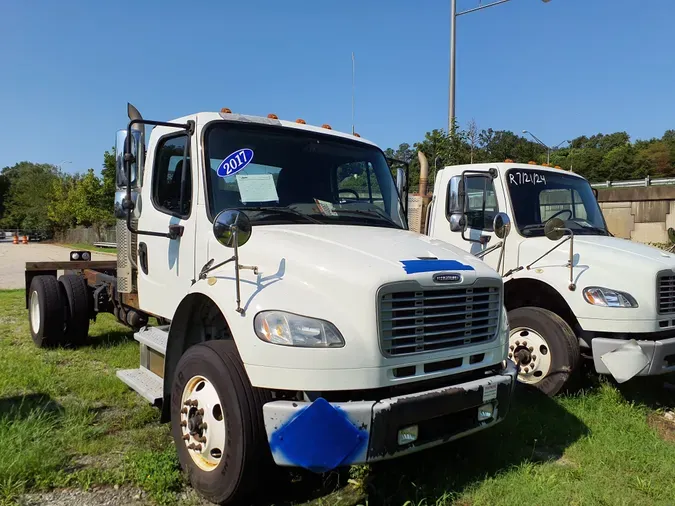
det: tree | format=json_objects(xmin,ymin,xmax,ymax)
[
  {"xmin": 71, "ymin": 169, "xmax": 114, "ymax": 239},
  {"xmin": 467, "ymin": 119, "xmax": 479, "ymax": 163},
  {"xmin": 0, "ymin": 162, "xmax": 59, "ymax": 232}
]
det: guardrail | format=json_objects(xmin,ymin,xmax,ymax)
[
  {"xmin": 93, "ymin": 242, "xmax": 117, "ymax": 249},
  {"xmin": 591, "ymin": 176, "xmax": 675, "ymax": 189}
]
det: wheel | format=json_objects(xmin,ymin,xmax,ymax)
[
  {"xmin": 58, "ymin": 274, "xmax": 91, "ymax": 345},
  {"xmin": 171, "ymin": 340, "xmax": 273, "ymax": 505},
  {"xmin": 28, "ymin": 275, "xmax": 65, "ymax": 348},
  {"xmin": 507, "ymin": 306, "xmax": 580, "ymax": 396}
]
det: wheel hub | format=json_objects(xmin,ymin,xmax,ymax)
[
  {"xmin": 180, "ymin": 375, "xmax": 226, "ymax": 471},
  {"xmin": 509, "ymin": 327, "xmax": 552, "ymax": 385}
]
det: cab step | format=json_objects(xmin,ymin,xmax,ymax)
[
  {"xmin": 116, "ymin": 326, "xmax": 169, "ymax": 405},
  {"xmin": 117, "ymin": 368, "xmax": 163, "ymax": 404}
]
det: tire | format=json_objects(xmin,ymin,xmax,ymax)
[
  {"xmin": 507, "ymin": 306, "xmax": 580, "ymax": 397},
  {"xmin": 28, "ymin": 275, "xmax": 65, "ymax": 348},
  {"xmin": 58, "ymin": 274, "xmax": 91, "ymax": 345},
  {"xmin": 171, "ymin": 340, "xmax": 273, "ymax": 505}
]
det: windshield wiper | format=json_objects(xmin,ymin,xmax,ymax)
[
  {"xmin": 333, "ymin": 208, "xmax": 402, "ymax": 228},
  {"xmin": 235, "ymin": 206, "xmax": 322, "ymax": 224}
]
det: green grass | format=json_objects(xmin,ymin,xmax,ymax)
[
  {"xmin": 1, "ymin": 288, "xmax": 674, "ymax": 505},
  {"xmin": 63, "ymin": 242, "xmax": 117, "ymax": 254}
]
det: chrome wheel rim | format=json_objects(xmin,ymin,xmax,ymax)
[
  {"xmin": 30, "ymin": 290, "xmax": 40, "ymax": 333},
  {"xmin": 509, "ymin": 327, "xmax": 552, "ymax": 384}
]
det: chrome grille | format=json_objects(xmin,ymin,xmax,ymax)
[
  {"xmin": 658, "ymin": 274, "xmax": 675, "ymax": 314},
  {"xmin": 379, "ymin": 283, "xmax": 501, "ymax": 357}
]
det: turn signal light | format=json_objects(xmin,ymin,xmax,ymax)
[
  {"xmin": 221, "ymin": 107, "xmax": 232, "ymax": 113},
  {"xmin": 267, "ymin": 113, "xmax": 278, "ymax": 119},
  {"xmin": 296, "ymin": 119, "xmax": 306, "ymax": 124},
  {"xmin": 322, "ymin": 124, "xmax": 332, "ymax": 129}
]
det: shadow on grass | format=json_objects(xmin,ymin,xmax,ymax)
[
  {"xmin": 73, "ymin": 328, "xmax": 134, "ymax": 349},
  {"xmin": 358, "ymin": 385, "xmax": 589, "ymax": 506},
  {"xmin": 0, "ymin": 393, "xmax": 63, "ymax": 421},
  {"xmin": 615, "ymin": 373, "xmax": 675, "ymax": 411}
]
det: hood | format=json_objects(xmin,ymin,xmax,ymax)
[
  {"xmin": 518, "ymin": 235, "xmax": 675, "ymax": 275},
  {"xmin": 235, "ymin": 224, "xmax": 501, "ymax": 289}
]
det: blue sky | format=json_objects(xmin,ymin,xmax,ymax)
[{"xmin": 2, "ymin": 0, "xmax": 674, "ymax": 175}]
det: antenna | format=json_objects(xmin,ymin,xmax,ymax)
[{"xmin": 351, "ymin": 52, "xmax": 355, "ymax": 135}]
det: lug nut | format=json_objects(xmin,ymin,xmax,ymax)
[
  {"xmin": 508, "ymin": 353, "xmax": 513, "ymax": 359},
  {"xmin": 522, "ymin": 341, "xmax": 527, "ymax": 347},
  {"xmin": 524, "ymin": 367, "xmax": 529, "ymax": 373},
  {"xmin": 190, "ymin": 400, "xmax": 199, "ymax": 407},
  {"xmin": 182, "ymin": 434, "xmax": 190, "ymax": 441},
  {"xmin": 188, "ymin": 443, "xmax": 196, "ymax": 450},
  {"xmin": 198, "ymin": 408, "xmax": 204, "ymax": 416},
  {"xmin": 531, "ymin": 355, "xmax": 537, "ymax": 361},
  {"xmin": 180, "ymin": 420, "xmax": 187, "ymax": 427},
  {"xmin": 194, "ymin": 444, "xmax": 202, "ymax": 451},
  {"xmin": 184, "ymin": 399, "xmax": 192, "ymax": 406},
  {"xmin": 515, "ymin": 341, "xmax": 520, "ymax": 346},
  {"xmin": 509, "ymin": 345, "xmax": 515, "ymax": 351},
  {"xmin": 200, "ymin": 423, "xmax": 208, "ymax": 430},
  {"xmin": 528, "ymin": 346, "xmax": 534, "ymax": 352},
  {"xmin": 180, "ymin": 408, "xmax": 188, "ymax": 414}
]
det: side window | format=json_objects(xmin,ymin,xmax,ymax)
[
  {"xmin": 539, "ymin": 188, "xmax": 587, "ymax": 221},
  {"xmin": 337, "ymin": 161, "xmax": 383, "ymax": 208},
  {"xmin": 465, "ymin": 176, "xmax": 498, "ymax": 231},
  {"xmin": 153, "ymin": 135, "xmax": 191, "ymax": 217}
]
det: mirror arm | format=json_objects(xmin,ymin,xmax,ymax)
[
  {"xmin": 123, "ymin": 118, "xmax": 194, "ymax": 239},
  {"xmin": 475, "ymin": 241, "xmax": 502, "ymax": 259},
  {"xmin": 525, "ymin": 229, "xmax": 576, "ymax": 291}
]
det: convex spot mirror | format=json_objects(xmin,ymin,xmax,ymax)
[
  {"xmin": 213, "ymin": 209, "xmax": 252, "ymax": 248},
  {"xmin": 544, "ymin": 217, "xmax": 566, "ymax": 241},
  {"xmin": 493, "ymin": 212, "xmax": 511, "ymax": 239}
]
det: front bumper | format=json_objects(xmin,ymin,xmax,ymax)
[
  {"xmin": 592, "ymin": 336, "xmax": 675, "ymax": 381},
  {"xmin": 262, "ymin": 361, "xmax": 517, "ymax": 472}
]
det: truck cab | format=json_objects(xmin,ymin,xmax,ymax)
[
  {"xmin": 425, "ymin": 162, "xmax": 675, "ymax": 395},
  {"xmin": 25, "ymin": 106, "xmax": 517, "ymax": 505}
]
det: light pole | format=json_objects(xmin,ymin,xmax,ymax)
[
  {"xmin": 449, "ymin": 0, "xmax": 552, "ymax": 133},
  {"xmin": 57, "ymin": 160, "xmax": 72, "ymax": 171}
]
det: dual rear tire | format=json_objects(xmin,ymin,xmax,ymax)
[{"xmin": 28, "ymin": 274, "xmax": 90, "ymax": 348}]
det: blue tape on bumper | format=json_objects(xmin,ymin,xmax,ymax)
[
  {"xmin": 269, "ymin": 398, "xmax": 368, "ymax": 473},
  {"xmin": 400, "ymin": 259, "xmax": 475, "ymax": 274}
]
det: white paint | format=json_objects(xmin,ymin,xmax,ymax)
[
  {"xmin": 427, "ymin": 162, "xmax": 675, "ymax": 377},
  {"xmin": 131, "ymin": 113, "xmax": 511, "ymax": 392}
]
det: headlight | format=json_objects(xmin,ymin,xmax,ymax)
[
  {"xmin": 583, "ymin": 287, "xmax": 638, "ymax": 308},
  {"xmin": 254, "ymin": 311, "xmax": 345, "ymax": 348}
]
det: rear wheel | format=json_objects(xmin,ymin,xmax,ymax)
[
  {"xmin": 28, "ymin": 276, "xmax": 65, "ymax": 348},
  {"xmin": 171, "ymin": 340, "xmax": 273, "ymax": 505},
  {"xmin": 508, "ymin": 306, "xmax": 580, "ymax": 396},
  {"xmin": 59, "ymin": 274, "xmax": 91, "ymax": 345}
]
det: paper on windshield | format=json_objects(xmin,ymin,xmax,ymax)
[
  {"xmin": 314, "ymin": 198, "xmax": 338, "ymax": 216},
  {"xmin": 236, "ymin": 174, "xmax": 279, "ymax": 203}
]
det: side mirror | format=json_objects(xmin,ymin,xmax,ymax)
[
  {"xmin": 447, "ymin": 175, "xmax": 466, "ymax": 232},
  {"xmin": 115, "ymin": 128, "xmax": 143, "ymax": 188},
  {"xmin": 396, "ymin": 167, "xmax": 406, "ymax": 199},
  {"xmin": 213, "ymin": 209, "xmax": 252, "ymax": 248},
  {"xmin": 493, "ymin": 212, "xmax": 511, "ymax": 239},
  {"xmin": 449, "ymin": 213, "xmax": 466, "ymax": 232},
  {"xmin": 544, "ymin": 217, "xmax": 566, "ymax": 241},
  {"xmin": 114, "ymin": 189, "xmax": 140, "ymax": 220}
]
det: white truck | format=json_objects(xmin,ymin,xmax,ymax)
[
  {"xmin": 421, "ymin": 160, "xmax": 675, "ymax": 395},
  {"xmin": 24, "ymin": 105, "xmax": 516, "ymax": 505}
]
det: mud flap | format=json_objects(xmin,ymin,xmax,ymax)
[{"xmin": 599, "ymin": 339, "xmax": 650, "ymax": 383}]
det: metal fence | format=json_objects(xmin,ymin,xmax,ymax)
[
  {"xmin": 591, "ymin": 176, "xmax": 675, "ymax": 189},
  {"xmin": 54, "ymin": 226, "xmax": 117, "ymax": 245}
]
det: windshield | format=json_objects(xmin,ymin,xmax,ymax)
[
  {"xmin": 506, "ymin": 168, "xmax": 608, "ymax": 237},
  {"xmin": 204, "ymin": 123, "xmax": 406, "ymax": 229}
]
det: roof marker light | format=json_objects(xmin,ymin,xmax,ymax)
[
  {"xmin": 528, "ymin": 161, "xmax": 537, "ymax": 165},
  {"xmin": 267, "ymin": 113, "xmax": 278, "ymax": 119},
  {"xmin": 322, "ymin": 124, "xmax": 332, "ymax": 130},
  {"xmin": 221, "ymin": 107, "xmax": 232, "ymax": 113},
  {"xmin": 296, "ymin": 119, "xmax": 306, "ymax": 124},
  {"xmin": 504, "ymin": 159, "xmax": 514, "ymax": 163},
  {"xmin": 354, "ymin": 132, "xmax": 361, "ymax": 137}
]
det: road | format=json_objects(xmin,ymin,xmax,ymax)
[{"xmin": 0, "ymin": 239, "xmax": 114, "ymax": 289}]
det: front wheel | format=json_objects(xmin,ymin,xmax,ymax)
[
  {"xmin": 170, "ymin": 340, "xmax": 273, "ymax": 505},
  {"xmin": 507, "ymin": 307, "xmax": 580, "ymax": 396}
]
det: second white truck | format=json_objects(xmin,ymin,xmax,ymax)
[{"xmin": 422, "ymin": 161, "xmax": 675, "ymax": 395}]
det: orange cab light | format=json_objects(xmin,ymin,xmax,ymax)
[
  {"xmin": 554, "ymin": 165, "xmax": 561, "ymax": 169},
  {"xmin": 354, "ymin": 132, "xmax": 361, "ymax": 137},
  {"xmin": 220, "ymin": 107, "xmax": 232, "ymax": 113},
  {"xmin": 528, "ymin": 160, "xmax": 537, "ymax": 165},
  {"xmin": 267, "ymin": 113, "xmax": 278, "ymax": 119},
  {"xmin": 296, "ymin": 118, "xmax": 306, "ymax": 124},
  {"xmin": 322, "ymin": 124, "xmax": 332, "ymax": 129},
  {"xmin": 504, "ymin": 158, "xmax": 514, "ymax": 163}
]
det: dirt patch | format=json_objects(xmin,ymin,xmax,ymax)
[
  {"xmin": 648, "ymin": 412, "xmax": 675, "ymax": 442},
  {"xmin": 21, "ymin": 486, "xmax": 147, "ymax": 506}
]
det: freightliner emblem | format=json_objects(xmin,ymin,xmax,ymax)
[{"xmin": 433, "ymin": 272, "xmax": 462, "ymax": 283}]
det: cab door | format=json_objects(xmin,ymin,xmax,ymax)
[{"xmin": 136, "ymin": 126, "xmax": 198, "ymax": 319}]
